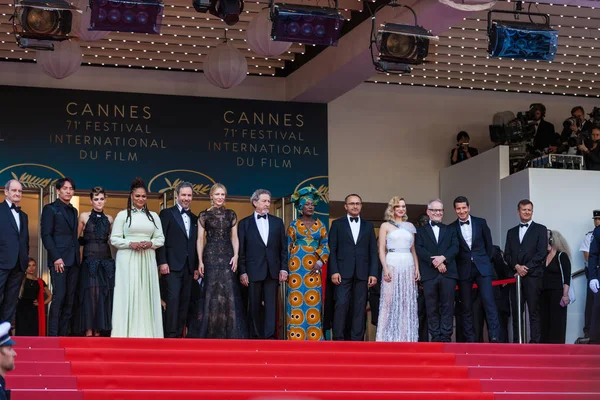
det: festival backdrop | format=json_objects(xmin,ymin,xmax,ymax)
[{"xmin": 0, "ymin": 85, "xmax": 328, "ymax": 213}]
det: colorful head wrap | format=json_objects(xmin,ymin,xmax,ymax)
[{"xmin": 290, "ymin": 185, "xmax": 320, "ymax": 213}]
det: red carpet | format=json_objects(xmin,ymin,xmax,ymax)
[{"xmin": 7, "ymin": 337, "xmax": 600, "ymax": 400}]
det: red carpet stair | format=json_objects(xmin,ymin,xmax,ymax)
[{"xmin": 8, "ymin": 337, "xmax": 600, "ymax": 399}]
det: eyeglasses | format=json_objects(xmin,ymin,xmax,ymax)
[
  {"xmin": 428, "ymin": 209, "xmax": 444, "ymax": 213},
  {"xmin": 346, "ymin": 202, "xmax": 362, "ymax": 206}
]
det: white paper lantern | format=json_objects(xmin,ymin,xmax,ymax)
[
  {"xmin": 246, "ymin": 8, "xmax": 291, "ymax": 57},
  {"xmin": 438, "ymin": 0, "xmax": 497, "ymax": 11},
  {"xmin": 203, "ymin": 41, "xmax": 248, "ymax": 89},
  {"xmin": 71, "ymin": 0, "xmax": 110, "ymax": 42},
  {"xmin": 36, "ymin": 40, "xmax": 83, "ymax": 80}
]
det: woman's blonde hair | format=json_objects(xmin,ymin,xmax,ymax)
[
  {"xmin": 209, "ymin": 183, "xmax": 227, "ymax": 206},
  {"xmin": 549, "ymin": 229, "xmax": 570, "ymax": 258},
  {"xmin": 384, "ymin": 196, "xmax": 408, "ymax": 222}
]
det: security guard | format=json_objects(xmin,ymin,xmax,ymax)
[
  {"xmin": 579, "ymin": 210, "xmax": 600, "ymax": 341},
  {"xmin": 0, "ymin": 321, "xmax": 16, "ymax": 400}
]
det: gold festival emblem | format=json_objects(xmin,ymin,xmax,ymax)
[
  {"xmin": 148, "ymin": 170, "xmax": 217, "ymax": 195},
  {"xmin": 0, "ymin": 163, "xmax": 65, "ymax": 188}
]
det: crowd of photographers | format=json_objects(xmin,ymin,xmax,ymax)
[{"xmin": 452, "ymin": 105, "xmax": 600, "ymax": 171}]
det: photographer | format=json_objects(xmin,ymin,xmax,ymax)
[
  {"xmin": 578, "ymin": 126, "xmax": 600, "ymax": 171},
  {"xmin": 560, "ymin": 106, "xmax": 593, "ymax": 155},
  {"xmin": 451, "ymin": 131, "xmax": 479, "ymax": 165},
  {"xmin": 530, "ymin": 104, "xmax": 559, "ymax": 153}
]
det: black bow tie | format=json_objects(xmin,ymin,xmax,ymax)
[
  {"xmin": 460, "ymin": 220, "xmax": 470, "ymax": 226},
  {"xmin": 350, "ymin": 217, "xmax": 359, "ymax": 223},
  {"xmin": 10, "ymin": 204, "xmax": 20, "ymax": 213},
  {"xmin": 180, "ymin": 208, "xmax": 191, "ymax": 216},
  {"xmin": 430, "ymin": 221, "xmax": 440, "ymax": 227},
  {"xmin": 520, "ymin": 223, "xmax": 529, "ymax": 228},
  {"xmin": 257, "ymin": 214, "xmax": 267, "ymax": 219}
]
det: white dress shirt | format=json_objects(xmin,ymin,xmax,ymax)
[
  {"xmin": 347, "ymin": 215, "xmax": 360, "ymax": 244},
  {"xmin": 177, "ymin": 203, "xmax": 190, "ymax": 238},
  {"xmin": 459, "ymin": 216, "xmax": 472, "ymax": 249},
  {"xmin": 255, "ymin": 212, "xmax": 269, "ymax": 245},
  {"xmin": 519, "ymin": 220, "xmax": 532, "ymax": 244},
  {"xmin": 430, "ymin": 221, "xmax": 440, "ymax": 243},
  {"xmin": 5, "ymin": 199, "xmax": 20, "ymax": 232}
]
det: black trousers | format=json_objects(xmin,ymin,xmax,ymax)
[
  {"xmin": 540, "ymin": 288, "xmax": 567, "ymax": 344},
  {"xmin": 48, "ymin": 265, "xmax": 79, "ymax": 336},
  {"xmin": 163, "ymin": 266, "xmax": 193, "ymax": 338},
  {"xmin": 248, "ymin": 276, "xmax": 278, "ymax": 339},
  {"xmin": 0, "ymin": 261, "xmax": 25, "ymax": 324},
  {"xmin": 590, "ymin": 292, "xmax": 600, "ymax": 344},
  {"xmin": 422, "ymin": 274, "xmax": 456, "ymax": 342},
  {"xmin": 584, "ymin": 275, "xmax": 594, "ymax": 337},
  {"xmin": 510, "ymin": 274, "xmax": 543, "ymax": 343},
  {"xmin": 458, "ymin": 263, "xmax": 500, "ymax": 341},
  {"xmin": 417, "ymin": 285, "xmax": 429, "ymax": 342},
  {"xmin": 333, "ymin": 277, "xmax": 367, "ymax": 341}
]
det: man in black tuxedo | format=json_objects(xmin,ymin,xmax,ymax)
[
  {"xmin": 238, "ymin": 189, "xmax": 288, "ymax": 339},
  {"xmin": 0, "ymin": 180, "xmax": 29, "ymax": 325},
  {"xmin": 415, "ymin": 199, "xmax": 459, "ymax": 342},
  {"xmin": 156, "ymin": 182, "xmax": 198, "ymax": 338},
  {"xmin": 329, "ymin": 194, "xmax": 378, "ymax": 341},
  {"xmin": 504, "ymin": 199, "xmax": 547, "ymax": 343},
  {"xmin": 41, "ymin": 177, "xmax": 80, "ymax": 336},
  {"xmin": 450, "ymin": 196, "xmax": 500, "ymax": 343}
]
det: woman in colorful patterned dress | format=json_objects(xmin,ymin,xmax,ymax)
[{"xmin": 286, "ymin": 186, "xmax": 329, "ymax": 340}]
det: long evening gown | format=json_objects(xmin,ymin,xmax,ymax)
[
  {"xmin": 78, "ymin": 210, "xmax": 115, "ymax": 333},
  {"xmin": 376, "ymin": 221, "xmax": 419, "ymax": 342},
  {"xmin": 195, "ymin": 207, "xmax": 247, "ymax": 339},
  {"xmin": 286, "ymin": 218, "xmax": 329, "ymax": 340},
  {"xmin": 15, "ymin": 278, "xmax": 47, "ymax": 336},
  {"xmin": 110, "ymin": 209, "xmax": 165, "ymax": 338}
]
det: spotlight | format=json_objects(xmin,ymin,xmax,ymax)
[
  {"xmin": 270, "ymin": 3, "xmax": 345, "ymax": 47},
  {"xmin": 192, "ymin": 0, "xmax": 210, "ymax": 13},
  {"xmin": 487, "ymin": 9, "xmax": 558, "ymax": 61},
  {"xmin": 370, "ymin": 3, "xmax": 437, "ymax": 73},
  {"xmin": 89, "ymin": 0, "xmax": 164, "ymax": 34},
  {"xmin": 12, "ymin": 0, "xmax": 81, "ymax": 50},
  {"xmin": 191, "ymin": 0, "xmax": 243, "ymax": 26}
]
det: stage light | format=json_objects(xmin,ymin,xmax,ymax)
[
  {"xmin": 191, "ymin": 0, "xmax": 243, "ymax": 26},
  {"xmin": 89, "ymin": 0, "xmax": 164, "ymax": 34},
  {"xmin": 12, "ymin": 0, "xmax": 81, "ymax": 50},
  {"xmin": 487, "ymin": 10, "xmax": 558, "ymax": 61},
  {"xmin": 370, "ymin": 3, "xmax": 437, "ymax": 74},
  {"xmin": 270, "ymin": 3, "xmax": 345, "ymax": 47}
]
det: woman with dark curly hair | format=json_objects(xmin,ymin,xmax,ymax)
[{"xmin": 110, "ymin": 178, "xmax": 165, "ymax": 338}]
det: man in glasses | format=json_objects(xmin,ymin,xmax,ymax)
[
  {"xmin": 328, "ymin": 194, "xmax": 378, "ymax": 341},
  {"xmin": 415, "ymin": 199, "xmax": 459, "ymax": 342}
]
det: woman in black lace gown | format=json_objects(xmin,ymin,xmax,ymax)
[
  {"xmin": 77, "ymin": 187, "xmax": 115, "ymax": 336},
  {"xmin": 193, "ymin": 183, "xmax": 247, "ymax": 338}
]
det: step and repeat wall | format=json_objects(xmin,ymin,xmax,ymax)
[{"xmin": 0, "ymin": 85, "xmax": 328, "ymax": 215}]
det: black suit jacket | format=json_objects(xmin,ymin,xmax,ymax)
[
  {"xmin": 156, "ymin": 206, "xmax": 198, "ymax": 273},
  {"xmin": 41, "ymin": 199, "xmax": 80, "ymax": 268},
  {"xmin": 238, "ymin": 213, "xmax": 287, "ymax": 282},
  {"xmin": 328, "ymin": 217, "xmax": 378, "ymax": 280},
  {"xmin": 0, "ymin": 201, "xmax": 29, "ymax": 271},
  {"xmin": 415, "ymin": 223, "xmax": 459, "ymax": 282},
  {"xmin": 587, "ymin": 226, "xmax": 600, "ymax": 281},
  {"xmin": 504, "ymin": 221, "xmax": 547, "ymax": 278},
  {"xmin": 533, "ymin": 119, "xmax": 558, "ymax": 152},
  {"xmin": 451, "ymin": 216, "xmax": 494, "ymax": 280}
]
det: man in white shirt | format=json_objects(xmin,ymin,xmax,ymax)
[
  {"xmin": 0, "ymin": 180, "xmax": 29, "ymax": 325},
  {"xmin": 238, "ymin": 189, "xmax": 288, "ymax": 339},
  {"xmin": 578, "ymin": 210, "xmax": 600, "ymax": 340}
]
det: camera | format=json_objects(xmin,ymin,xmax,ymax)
[
  {"xmin": 590, "ymin": 107, "xmax": 600, "ymax": 125},
  {"xmin": 563, "ymin": 116, "xmax": 582, "ymax": 130}
]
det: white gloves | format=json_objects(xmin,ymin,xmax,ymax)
[{"xmin": 590, "ymin": 279, "xmax": 599, "ymax": 294}]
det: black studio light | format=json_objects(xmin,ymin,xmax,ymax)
[
  {"xmin": 88, "ymin": 0, "xmax": 165, "ymax": 35},
  {"xmin": 12, "ymin": 0, "xmax": 81, "ymax": 50},
  {"xmin": 270, "ymin": 1, "xmax": 345, "ymax": 47},
  {"xmin": 370, "ymin": 2, "xmax": 437, "ymax": 74},
  {"xmin": 192, "ymin": 0, "xmax": 244, "ymax": 26}
]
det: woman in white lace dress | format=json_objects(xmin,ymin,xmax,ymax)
[{"xmin": 376, "ymin": 196, "xmax": 420, "ymax": 342}]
